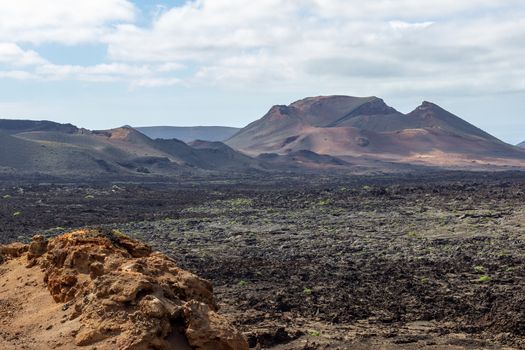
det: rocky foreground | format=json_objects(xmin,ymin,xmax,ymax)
[{"xmin": 0, "ymin": 229, "xmax": 248, "ymax": 350}]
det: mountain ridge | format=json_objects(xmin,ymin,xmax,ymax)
[
  {"xmin": 0, "ymin": 123, "xmax": 262, "ymax": 176},
  {"xmin": 136, "ymin": 126, "xmax": 240, "ymax": 142},
  {"xmin": 0, "ymin": 119, "xmax": 79, "ymax": 134},
  {"xmin": 1, "ymin": 96, "xmax": 524, "ymax": 175},
  {"xmin": 226, "ymin": 95, "xmax": 525, "ymax": 167}
]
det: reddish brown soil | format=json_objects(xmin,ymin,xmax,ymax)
[{"xmin": 0, "ymin": 230, "xmax": 248, "ymax": 350}]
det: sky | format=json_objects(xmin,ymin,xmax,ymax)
[{"xmin": 0, "ymin": 0, "xmax": 524, "ymax": 144}]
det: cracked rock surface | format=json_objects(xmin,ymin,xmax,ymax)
[{"xmin": 0, "ymin": 229, "xmax": 248, "ymax": 350}]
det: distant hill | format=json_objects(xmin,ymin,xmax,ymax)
[
  {"xmin": 257, "ymin": 150, "xmax": 350, "ymax": 169},
  {"xmin": 0, "ymin": 123, "xmax": 262, "ymax": 176},
  {"xmin": 518, "ymin": 141, "xmax": 525, "ymax": 148},
  {"xmin": 0, "ymin": 119, "xmax": 78, "ymax": 134},
  {"xmin": 227, "ymin": 95, "xmax": 525, "ymax": 168},
  {"xmin": 135, "ymin": 126, "xmax": 240, "ymax": 142},
  {"xmin": 187, "ymin": 140, "xmax": 261, "ymax": 169},
  {"xmin": 1, "ymin": 97, "xmax": 524, "ymax": 177}
]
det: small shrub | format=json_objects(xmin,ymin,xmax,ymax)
[
  {"xmin": 473, "ymin": 265, "xmax": 485, "ymax": 273},
  {"xmin": 228, "ymin": 198, "xmax": 253, "ymax": 207},
  {"xmin": 478, "ymin": 275, "xmax": 491, "ymax": 283},
  {"xmin": 111, "ymin": 229, "xmax": 129, "ymax": 238},
  {"xmin": 308, "ymin": 330, "xmax": 321, "ymax": 337},
  {"xmin": 238, "ymin": 280, "xmax": 248, "ymax": 287},
  {"xmin": 303, "ymin": 287, "xmax": 312, "ymax": 295}
]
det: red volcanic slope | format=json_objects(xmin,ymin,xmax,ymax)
[{"xmin": 226, "ymin": 96, "xmax": 525, "ymax": 167}]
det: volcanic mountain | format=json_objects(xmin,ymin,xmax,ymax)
[
  {"xmin": 0, "ymin": 121, "xmax": 262, "ymax": 176},
  {"xmin": 0, "ymin": 119, "xmax": 79, "ymax": 134},
  {"xmin": 226, "ymin": 96, "xmax": 525, "ymax": 167},
  {"xmin": 136, "ymin": 126, "xmax": 240, "ymax": 143}
]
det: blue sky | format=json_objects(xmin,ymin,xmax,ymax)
[{"xmin": 0, "ymin": 0, "xmax": 524, "ymax": 143}]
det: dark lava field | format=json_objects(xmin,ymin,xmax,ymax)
[{"xmin": 1, "ymin": 171, "xmax": 525, "ymax": 349}]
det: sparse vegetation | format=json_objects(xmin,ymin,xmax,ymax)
[
  {"xmin": 473, "ymin": 265, "xmax": 485, "ymax": 273},
  {"xmin": 478, "ymin": 275, "xmax": 492, "ymax": 283},
  {"xmin": 318, "ymin": 199, "xmax": 331, "ymax": 206},
  {"xmin": 1, "ymin": 173, "xmax": 525, "ymax": 348},
  {"xmin": 308, "ymin": 330, "xmax": 321, "ymax": 337},
  {"xmin": 227, "ymin": 198, "xmax": 253, "ymax": 207}
]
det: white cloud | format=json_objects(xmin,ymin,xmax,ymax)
[
  {"xmin": 33, "ymin": 63, "xmax": 180, "ymax": 85},
  {"xmin": 155, "ymin": 63, "xmax": 185, "ymax": 73},
  {"xmin": 0, "ymin": 0, "xmax": 524, "ymax": 95},
  {"xmin": 0, "ymin": 43, "xmax": 47, "ymax": 66},
  {"xmin": 97, "ymin": 0, "xmax": 525, "ymax": 94},
  {"xmin": 0, "ymin": 70, "xmax": 36, "ymax": 80},
  {"xmin": 310, "ymin": 0, "xmax": 523, "ymax": 20},
  {"xmin": 0, "ymin": 0, "xmax": 135, "ymax": 44},
  {"xmin": 389, "ymin": 21, "xmax": 434, "ymax": 30},
  {"xmin": 0, "ymin": 1, "xmax": 148, "ymax": 85},
  {"xmin": 131, "ymin": 77, "xmax": 182, "ymax": 88},
  {"xmin": 37, "ymin": 63, "xmax": 149, "ymax": 78}
]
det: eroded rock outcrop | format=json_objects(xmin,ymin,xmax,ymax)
[{"xmin": 0, "ymin": 229, "xmax": 248, "ymax": 350}]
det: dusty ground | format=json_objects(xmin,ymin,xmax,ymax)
[
  {"xmin": 0, "ymin": 255, "xmax": 82, "ymax": 350},
  {"xmin": 1, "ymin": 171, "xmax": 525, "ymax": 349}
]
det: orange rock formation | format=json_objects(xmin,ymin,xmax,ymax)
[{"xmin": 0, "ymin": 229, "xmax": 248, "ymax": 350}]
